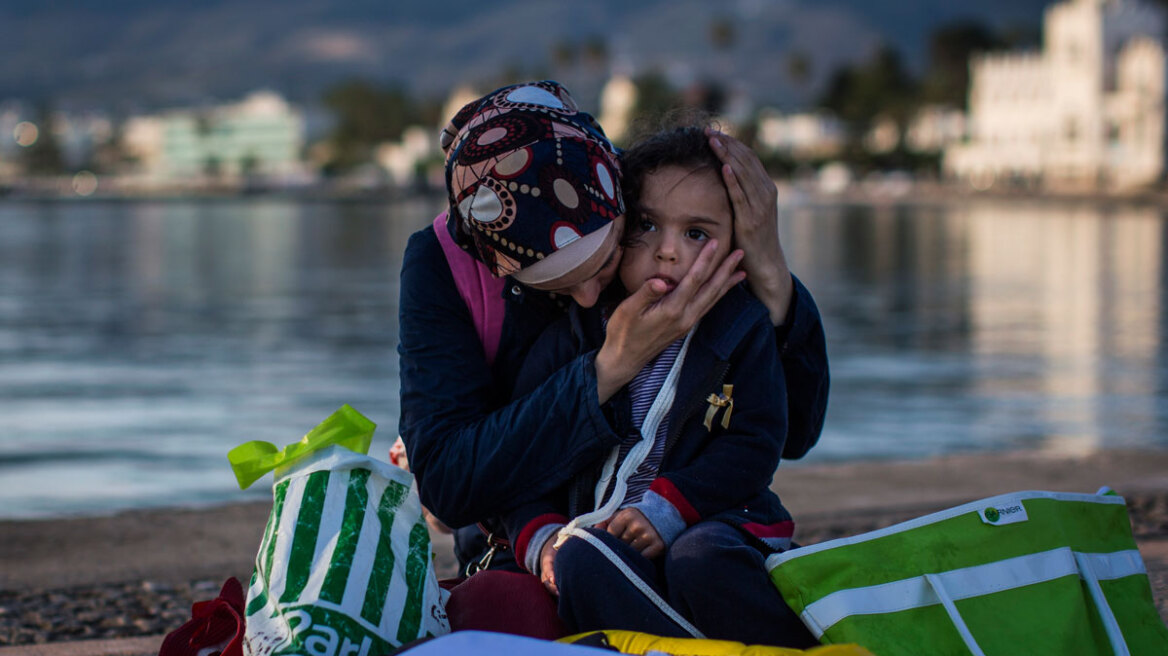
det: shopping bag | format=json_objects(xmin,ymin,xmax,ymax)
[
  {"xmin": 767, "ymin": 488, "xmax": 1168, "ymax": 655},
  {"xmin": 230, "ymin": 406, "xmax": 450, "ymax": 656}
]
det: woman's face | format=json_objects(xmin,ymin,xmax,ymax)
[{"xmin": 527, "ymin": 215, "xmax": 625, "ymax": 308}]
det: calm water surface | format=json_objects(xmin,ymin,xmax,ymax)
[{"xmin": 2, "ymin": 197, "xmax": 1166, "ymax": 518}]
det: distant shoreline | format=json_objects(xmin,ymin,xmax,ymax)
[{"xmin": 1, "ymin": 179, "xmax": 1166, "ymax": 209}]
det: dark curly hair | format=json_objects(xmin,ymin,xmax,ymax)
[{"xmin": 619, "ymin": 118, "xmax": 727, "ymax": 246}]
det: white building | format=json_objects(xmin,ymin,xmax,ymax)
[
  {"xmin": 121, "ymin": 115, "xmax": 165, "ymax": 176},
  {"xmin": 376, "ymin": 125, "xmax": 437, "ymax": 187},
  {"xmin": 124, "ymin": 91, "xmax": 306, "ymax": 185},
  {"xmin": 905, "ymin": 105, "xmax": 967, "ymax": 154},
  {"xmin": 945, "ymin": 0, "xmax": 1166, "ymax": 191},
  {"xmin": 756, "ymin": 109, "xmax": 846, "ymax": 159},
  {"xmin": 598, "ymin": 74, "xmax": 637, "ymax": 145}
]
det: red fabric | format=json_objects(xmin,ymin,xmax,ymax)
[
  {"xmin": 742, "ymin": 520, "xmax": 795, "ymax": 538},
  {"xmin": 444, "ymin": 571, "xmax": 566, "ymax": 640},
  {"xmin": 160, "ymin": 577, "xmax": 245, "ymax": 656},
  {"xmin": 514, "ymin": 513, "xmax": 569, "ymax": 570},
  {"xmin": 650, "ymin": 477, "xmax": 701, "ymax": 525}
]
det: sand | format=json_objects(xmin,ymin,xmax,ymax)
[{"xmin": 2, "ymin": 448, "xmax": 1167, "ymax": 655}]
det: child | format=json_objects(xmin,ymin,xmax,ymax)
[{"xmin": 501, "ymin": 125, "xmax": 816, "ymax": 647}]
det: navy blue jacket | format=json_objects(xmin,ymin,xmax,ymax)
[
  {"xmin": 501, "ymin": 285, "xmax": 796, "ymax": 569},
  {"xmin": 397, "ymin": 224, "xmax": 828, "ymax": 567}
]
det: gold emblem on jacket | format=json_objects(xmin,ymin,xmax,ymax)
[{"xmin": 703, "ymin": 384, "xmax": 734, "ymax": 431}]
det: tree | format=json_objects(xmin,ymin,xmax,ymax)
[
  {"xmin": 921, "ymin": 21, "xmax": 1003, "ymax": 107},
  {"xmin": 998, "ymin": 23, "xmax": 1040, "ymax": 50},
  {"xmin": 627, "ymin": 71, "xmax": 684, "ymax": 139},
  {"xmin": 322, "ymin": 80, "xmax": 421, "ymax": 172},
  {"xmin": 22, "ymin": 105, "xmax": 64, "ymax": 175},
  {"xmin": 817, "ymin": 45, "xmax": 918, "ymax": 162},
  {"xmin": 819, "ymin": 46, "xmax": 916, "ymax": 127}
]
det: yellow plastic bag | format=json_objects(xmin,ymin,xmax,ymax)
[{"xmin": 560, "ymin": 630, "xmax": 874, "ymax": 656}]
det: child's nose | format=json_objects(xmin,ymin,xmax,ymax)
[{"xmin": 655, "ymin": 235, "xmax": 678, "ymax": 262}]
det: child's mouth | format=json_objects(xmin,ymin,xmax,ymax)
[{"xmin": 651, "ymin": 276, "xmax": 677, "ymax": 291}]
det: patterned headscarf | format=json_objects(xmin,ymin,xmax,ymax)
[{"xmin": 441, "ymin": 81, "xmax": 624, "ymax": 284}]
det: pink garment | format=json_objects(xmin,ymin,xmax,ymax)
[{"xmin": 432, "ymin": 213, "xmax": 506, "ymax": 366}]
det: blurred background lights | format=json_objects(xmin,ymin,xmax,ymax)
[
  {"xmin": 13, "ymin": 121, "xmax": 38, "ymax": 147},
  {"xmin": 72, "ymin": 170, "xmax": 98, "ymax": 196}
]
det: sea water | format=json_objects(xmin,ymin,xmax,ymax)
[{"xmin": 2, "ymin": 196, "xmax": 1166, "ymax": 518}]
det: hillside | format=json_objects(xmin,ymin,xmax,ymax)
[{"xmin": 0, "ymin": 0, "xmax": 1050, "ymax": 112}]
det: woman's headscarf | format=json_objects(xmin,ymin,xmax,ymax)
[{"xmin": 441, "ymin": 81, "xmax": 624, "ymax": 285}]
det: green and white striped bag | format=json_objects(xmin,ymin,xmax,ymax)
[
  {"xmin": 241, "ymin": 443, "xmax": 449, "ymax": 656},
  {"xmin": 767, "ymin": 489, "xmax": 1168, "ymax": 656}
]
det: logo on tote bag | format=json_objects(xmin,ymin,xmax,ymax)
[{"xmin": 979, "ymin": 500, "xmax": 1029, "ymax": 526}]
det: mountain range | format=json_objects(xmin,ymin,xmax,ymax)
[{"xmin": 1, "ymin": 0, "xmax": 1052, "ymax": 113}]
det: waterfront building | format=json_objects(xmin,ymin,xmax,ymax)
[
  {"xmin": 905, "ymin": 105, "xmax": 967, "ymax": 154},
  {"xmin": 0, "ymin": 103, "xmax": 28, "ymax": 180},
  {"xmin": 756, "ymin": 109, "xmax": 846, "ymax": 159},
  {"xmin": 865, "ymin": 116, "xmax": 901, "ymax": 155},
  {"xmin": 598, "ymin": 74, "xmax": 636, "ymax": 145},
  {"xmin": 54, "ymin": 111, "xmax": 114, "ymax": 171},
  {"xmin": 121, "ymin": 116, "xmax": 165, "ymax": 178},
  {"xmin": 376, "ymin": 125, "xmax": 438, "ymax": 187},
  {"xmin": 944, "ymin": 0, "xmax": 1166, "ymax": 191},
  {"xmin": 126, "ymin": 91, "xmax": 306, "ymax": 186}
]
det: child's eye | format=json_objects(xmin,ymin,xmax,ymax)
[
  {"xmin": 686, "ymin": 228, "xmax": 709, "ymax": 241},
  {"xmin": 638, "ymin": 219, "xmax": 656, "ymax": 232}
]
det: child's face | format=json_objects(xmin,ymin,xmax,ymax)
[{"xmin": 619, "ymin": 165, "xmax": 733, "ymax": 294}]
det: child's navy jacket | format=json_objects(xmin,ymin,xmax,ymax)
[{"xmin": 502, "ymin": 284, "xmax": 796, "ymax": 569}]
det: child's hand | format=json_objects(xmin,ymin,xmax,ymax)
[
  {"xmin": 539, "ymin": 538, "xmax": 559, "ymax": 596},
  {"xmin": 607, "ymin": 508, "xmax": 665, "ymax": 559}
]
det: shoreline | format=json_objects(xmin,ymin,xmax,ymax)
[
  {"xmin": 1, "ymin": 180, "xmax": 1167, "ymax": 210},
  {"xmin": 3, "ymin": 448, "xmax": 1167, "ymax": 651}
]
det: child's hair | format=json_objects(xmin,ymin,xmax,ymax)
[{"xmin": 619, "ymin": 116, "xmax": 726, "ymax": 245}]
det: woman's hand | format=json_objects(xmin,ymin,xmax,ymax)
[
  {"xmin": 708, "ymin": 129, "xmax": 794, "ymax": 326},
  {"xmin": 539, "ymin": 538, "xmax": 559, "ymax": 595},
  {"xmin": 607, "ymin": 508, "xmax": 665, "ymax": 559},
  {"xmin": 595, "ymin": 240, "xmax": 745, "ymax": 402}
]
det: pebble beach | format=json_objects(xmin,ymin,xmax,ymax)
[{"xmin": 2, "ymin": 449, "xmax": 1167, "ymax": 655}]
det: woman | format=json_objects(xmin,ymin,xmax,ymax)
[{"xmin": 397, "ymin": 81, "xmax": 828, "ymax": 574}]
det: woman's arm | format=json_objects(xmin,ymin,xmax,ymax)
[
  {"xmin": 775, "ymin": 276, "xmax": 829, "ymax": 459},
  {"xmin": 397, "ymin": 228, "xmax": 620, "ymax": 528},
  {"xmin": 709, "ymin": 131, "xmax": 792, "ymax": 325},
  {"xmin": 710, "ymin": 131, "xmax": 829, "ymax": 459}
]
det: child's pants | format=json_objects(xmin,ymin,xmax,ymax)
[{"xmin": 553, "ymin": 521, "xmax": 817, "ymax": 648}]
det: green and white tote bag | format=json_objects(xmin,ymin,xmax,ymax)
[
  {"xmin": 767, "ymin": 489, "xmax": 1168, "ymax": 656},
  {"xmin": 244, "ymin": 445, "xmax": 450, "ymax": 656}
]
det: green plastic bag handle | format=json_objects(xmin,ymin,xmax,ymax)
[{"xmin": 228, "ymin": 404, "xmax": 376, "ymax": 489}]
